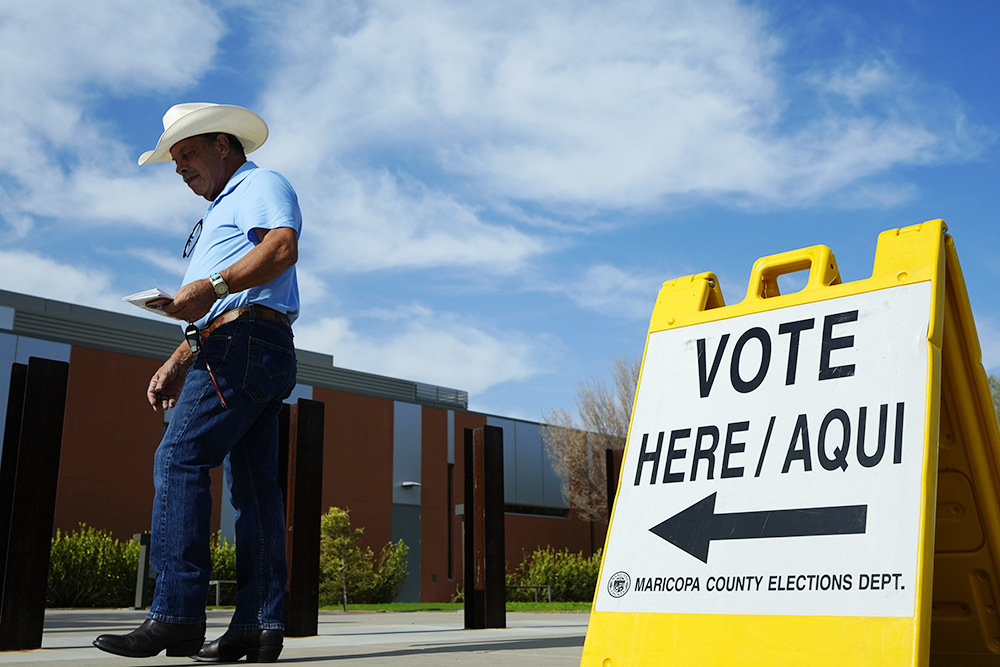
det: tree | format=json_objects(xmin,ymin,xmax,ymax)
[
  {"xmin": 543, "ymin": 356, "xmax": 640, "ymax": 523},
  {"xmin": 318, "ymin": 507, "xmax": 409, "ymax": 609},
  {"xmin": 990, "ymin": 374, "xmax": 1000, "ymax": 428}
]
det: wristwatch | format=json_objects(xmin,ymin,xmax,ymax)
[{"xmin": 209, "ymin": 272, "xmax": 229, "ymax": 299}]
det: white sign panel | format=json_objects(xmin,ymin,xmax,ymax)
[{"xmin": 596, "ymin": 282, "xmax": 932, "ymax": 618}]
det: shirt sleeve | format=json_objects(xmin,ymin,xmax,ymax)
[{"xmin": 234, "ymin": 169, "xmax": 303, "ymax": 245}]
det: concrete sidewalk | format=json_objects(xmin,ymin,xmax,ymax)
[{"xmin": 0, "ymin": 609, "xmax": 589, "ymax": 666}]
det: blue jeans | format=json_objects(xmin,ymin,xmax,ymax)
[{"xmin": 148, "ymin": 318, "xmax": 296, "ymax": 629}]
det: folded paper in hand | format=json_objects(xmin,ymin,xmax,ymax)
[{"xmin": 122, "ymin": 288, "xmax": 179, "ymax": 319}]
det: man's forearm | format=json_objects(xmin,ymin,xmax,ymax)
[{"xmin": 218, "ymin": 227, "xmax": 298, "ymax": 295}]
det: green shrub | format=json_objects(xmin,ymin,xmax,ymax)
[
  {"xmin": 318, "ymin": 507, "xmax": 409, "ymax": 608},
  {"xmin": 365, "ymin": 539, "xmax": 410, "ymax": 604},
  {"xmin": 47, "ymin": 525, "xmax": 139, "ymax": 607},
  {"xmin": 507, "ymin": 546, "xmax": 602, "ymax": 602},
  {"xmin": 207, "ymin": 532, "xmax": 237, "ymax": 606},
  {"xmin": 49, "ymin": 511, "xmax": 410, "ymax": 609},
  {"xmin": 48, "ymin": 525, "xmax": 244, "ymax": 608}
]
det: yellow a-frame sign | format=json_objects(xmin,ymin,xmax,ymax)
[{"xmin": 582, "ymin": 219, "xmax": 1000, "ymax": 666}]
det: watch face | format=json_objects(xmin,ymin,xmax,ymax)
[{"xmin": 211, "ymin": 274, "xmax": 227, "ymax": 297}]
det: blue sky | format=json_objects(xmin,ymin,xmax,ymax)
[{"xmin": 1, "ymin": 0, "xmax": 997, "ymax": 422}]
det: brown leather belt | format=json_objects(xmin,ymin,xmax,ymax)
[{"xmin": 200, "ymin": 304, "xmax": 290, "ymax": 339}]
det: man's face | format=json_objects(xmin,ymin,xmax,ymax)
[{"xmin": 170, "ymin": 135, "xmax": 227, "ymax": 201}]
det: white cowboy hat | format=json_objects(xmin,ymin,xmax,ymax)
[{"xmin": 138, "ymin": 103, "xmax": 268, "ymax": 166}]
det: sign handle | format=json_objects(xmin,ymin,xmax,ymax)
[{"xmin": 745, "ymin": 245, "xmax": 842, "ymax": 300}]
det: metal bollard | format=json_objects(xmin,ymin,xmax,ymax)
[
  {"xmin": 0, "ymin": 358, "xmax": 70, "ymax": 651},
  {"xmin": 131, "ymin": 532, "xmax": 152, "ymax": 610}
]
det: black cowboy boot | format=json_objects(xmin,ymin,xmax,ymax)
[
  {"xmin": 94, "ymin": 618, "xmax": 205, "ymax": 658},
  {"xmin": 193, "ymin": 628, "xmax": 284, "ymax": 663}
]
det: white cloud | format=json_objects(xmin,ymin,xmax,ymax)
[
  {"xmin": 555, "ymin": 264, "xmax": 664, "ymax": 320},
  {"xmin": 125, "ymin": 248, "xmax": 190, "ymax": 278},
  {"xmin": 294, "ymin": 304, "xmax": 546, "ymax": 393},
  {"xmin": 0, "ymin": 2, "xmax": 221, "ymax": 98},
  {"xmin": 294, "ymin": 266, "xmax": 329, "ymax": 309},
  {"xmin": 253, "ymin": 0, "xmax": 982, "ymax": 219},
  {"xmin": 0, "ymin": 1, "xmax": 222, "ymax": 232},
  {"xmin": 66, "ymin": 168, "xmax": 207, "ymax": 230},
  {"xmin": 767, "ymin": 119, "xmax": 939, "ymax": 203},
  {"xmin": 294, "ymin": 166, "xmax": 549, "ymax": 274},
  {"xmin": 821, "ymin": 60, "xmax": 894, "ymax": 105},
  {"xmin": 0, "ymin": 249, "xmax": 123, "ymax": 312},
  {"xmin": 4, "ymin": 0, "xmax": 979, "ymax": 285}
]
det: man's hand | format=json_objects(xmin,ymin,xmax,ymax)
[
  {"xmin": 162, "ymin": 278, "xmax": 216, "ymax": 323},
  {"xmin": 148, "ymin": 348, "xmax": 194, "ymax": 412}
]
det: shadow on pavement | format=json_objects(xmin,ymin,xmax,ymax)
[{"xmin": 276, "ymin": 635, "xmax": 586, "ymax": 663}]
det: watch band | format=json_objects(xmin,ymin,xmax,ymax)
[{"xmin": 209, "ymin": 272, "xmax": 229, "ymax": 299}]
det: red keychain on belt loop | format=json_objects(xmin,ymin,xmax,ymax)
[{"xmin": 185, "ymin": 323, "xmax": 228, "ymax": 409}]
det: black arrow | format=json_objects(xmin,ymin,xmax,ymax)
[{"xmin": 649, "ymin": 493, "xmax": 867, "ymax": 563}]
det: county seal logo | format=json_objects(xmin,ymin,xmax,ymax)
[{"xmin": 608, "ymin": 571, "xmax": 630, "ymax": 598}]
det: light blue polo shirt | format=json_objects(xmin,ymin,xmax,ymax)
[{"xmin": 181, "ymin": 161, "xmax": 302, "ymax": 329}]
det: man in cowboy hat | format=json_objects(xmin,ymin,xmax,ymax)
[{"xmin": 94, "ymin": 103, "xmax": 300, "ymax": 663}]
